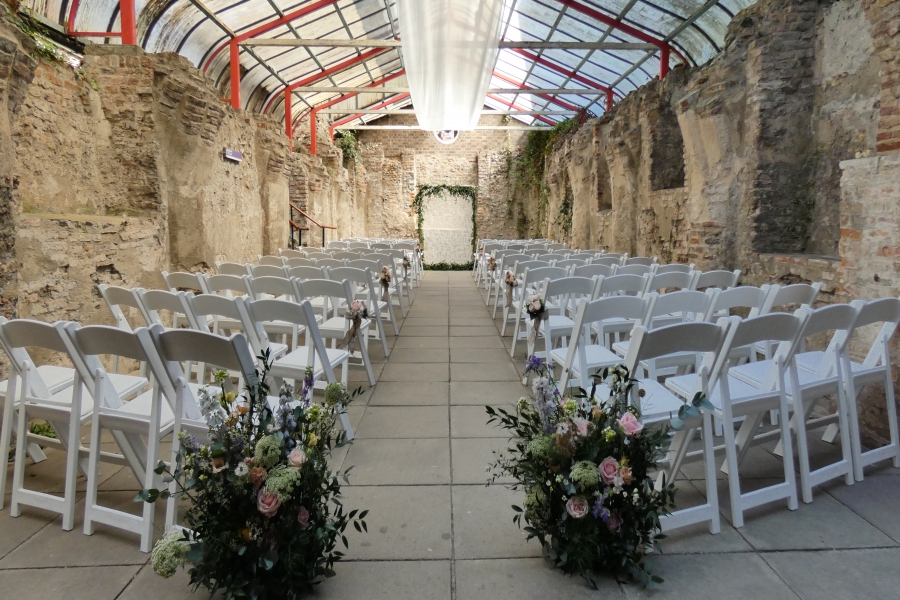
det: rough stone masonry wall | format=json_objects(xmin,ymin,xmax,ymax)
[
  {"xmin": 352, "ymin": 114, "xmax": 525, "ymax": 249},
  {"xmin": 0, "ymin": 12, "xmax": 294, "ymax": 373},
  {"xmin": 519, "ymin": 0, "xmax": 899, "ymax": 445}
]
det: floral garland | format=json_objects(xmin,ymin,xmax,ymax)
[
  {"xmin": 412, "ymin": 184, "xmax": 477, "ymax": 269},
  {"xmin": 140, "ymin": 359, "xmax": 368, "ymax": 598},
  {"xmin": 486, "ymin": 360, "xmax": 676, "ymax": 587}
]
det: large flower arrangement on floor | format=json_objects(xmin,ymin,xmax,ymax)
[
  {"xmin": 486, "ymin": 358, "xmax": 676, "ymax": 586},
  {"xmin": 141, "ymin": 361, "xmax": 367, "ymax": 599}
]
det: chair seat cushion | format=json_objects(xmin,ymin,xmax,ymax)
[
  {"xmin": 549, "ymin": 345, "xmax": 620, "ymax": 375},
  {"xmin": 0, "ymin": 365, "xmax": 74, "ymax": 401},
  {"xmin": 271, "ymin": 347, "xmax": 350, "ymax": 380}
]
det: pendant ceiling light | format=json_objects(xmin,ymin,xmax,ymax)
[{"xmin": 397, "ymin": 0, "xmax": 506, "ymax": 132}]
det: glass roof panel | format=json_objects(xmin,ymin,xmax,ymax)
[{"xmin": 21, "ymin": 0, "xmax": 756, "ymax": 123}]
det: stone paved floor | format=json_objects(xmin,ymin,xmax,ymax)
[{"xmin": 4, "ymin": 270, "xmax": 900, "ymax": 599}]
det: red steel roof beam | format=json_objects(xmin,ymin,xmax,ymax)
[
  {"xmin": 550, "ymin": 0, "xmax": 686, "ymax": 78},
  {"xmin": 509, "ymin": 48, "xmax": 614, "ymax": 96},
  {"xmin": 67, "ymin": 0, "xmax": 136, "ymax": 43},
  {"xmin": 491, "ymin": 71, "xmax": 580, "ymax": 112},
  {"xmin": 329, "ymin": 93, "xmax": 411, "ymax": 141},
  {"xmin": 486, "ymin": 94, "xmax": 556, "ymax": 126},
  {"xmin": 300, "ymin": 70, "xmax": 407, "ymax": 155}
]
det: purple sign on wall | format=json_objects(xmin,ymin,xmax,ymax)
[{"xmin": 224, "ymin": 148, "xmax": 243, "ymax": 163}]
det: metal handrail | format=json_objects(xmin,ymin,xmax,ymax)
[{"xmin": 289, "ymin": 202, "xmax": 336, "ymax": 248}]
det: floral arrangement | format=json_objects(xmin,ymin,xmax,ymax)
[
  {"xmin": 141, "ymin": 361, "xmax": 367, "ymax": 599},
  {"xmin": 487, "ymin": 256, "xmax": 497, "ymax": 272},
  {"xmin": 402, "ymin": 256, "xmax": 411, "ymax": 273},
  {"xmin": 339, "ymin": 300, "xmax": 369, "ymax": 353},
  {"xmin": 379, "ymin": 266, "xmax": 392, "ymax": 284},
  {"xmin": 525, "ymin": 294, "xmax": 545, "ymax": 320},
  {"xmin": 486, "ymin": 359, "xmax": 675, "ymax": 587},
  {"xmin": 504, "ymin": 271, "xmax": 518, "ymax": 288}
]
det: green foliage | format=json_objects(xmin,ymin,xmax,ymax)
[
  {"xmin": 486, "ymin": 361, "xmax": 676, "ymax": 588},
  {"xmin": 7, "ymin": 421, "xmax": 57, "ymax": 462},
  {"xmin": 423, "ymin": 262, "xmax": 474, "ymax": 271},
  {"xmin": 555, "ymin": 193, "xmax": 573, "ymax": 239},
  {"xmin": 412, "ymin": 184, "xmax": 478, "ymax": 256},
  {"xmin": 334, "ymin": 131, "xmax": 361, "ymax": 167},
  {"xmin": 138, "ymin": 358, "xmax": 368, "ymax": 599}
]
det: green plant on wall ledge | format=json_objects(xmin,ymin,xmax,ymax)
[
  {"xmin": 424, "ymin": 262, "xmax": 474, "ymax": 271},
  {"xmin": 555, "ymin": 194, "xmax": 573, "ymax": 239},
  {"xmin": 412, "ymin": 184, "xmax": 478, "ymax": 254},
  {"xmin": 334, "ymin": 130, "xmax": 361, "ymax": 167}
]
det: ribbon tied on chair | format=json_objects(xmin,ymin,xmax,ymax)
[{"xmin": 338, "ymin": 301, "xmax": 367, "ymax": 354}]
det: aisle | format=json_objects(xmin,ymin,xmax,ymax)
[{"xmin": 320, "ymin": 271, "xmax": 614, "ymax": 599}]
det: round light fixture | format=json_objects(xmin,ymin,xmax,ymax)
[{"xmin": 434, "ymin": 130, "xmax": 460, "ymax": 145}]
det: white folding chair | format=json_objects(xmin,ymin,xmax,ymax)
[
  {"xmin": 694, "ymin": 269, "xmax": 741, "ymax": 290},
  {"xmin": 285, "ymin": 257, "xmax": 318, "ymax": 268},
  {"xmin": 62, "ymin": 323, "xmax": 175, "ymax": 552},
  {"xmin": 243, "ymin": 275, "xmax": 307, "ymax": 350},
  {"xmin": 643, "ymin": 271, "xmax": 699, "ymax": 296},
  {"xmin": 654, "ymin": 263, "xmax": 695, "ymax": 275},
  {"xmin": 251, "ymin": 264, "xmax": 290, "ymax": 278},
  {"xmin": 297, "ymin": 279, "xmax": 376, "ymax": 386},
  {"xmin": 258, "ymin": 255, "xmax": 286, "ymax": 267},
  {"xmin": 620, "ymin": 320, "xmax": 732, "ymax": 534},
  {"xmin": 328, "ymin": 266, "xmax": 394, "ymax": 354},
  {"xmin": 573, "ymin": 264, "xmax": 615, "ymax": 279},
  {"xmin": 347, "ymin": 260, "xmax": 400, "ymax": 334},
  {"xmin": 368, "ymin": 252, "xmax": 408, "ymax": 316},
  {"xmin": 554, "ymin": 295, "xmax": 650, "ymax": 391},
  {"xmin": 527, "ymin": 276, "xmax": 597, "ymax": 369},
  {"xmin": 667, "ymin": 312, "xmax": 808, "ymax": 527},
  {"xmin": 216, "ymin": 262, "xmax": 251, "ymax": 277},
  {"xmin": 509, "ymin": 266, "xmax": 569, "ymax": 357},
  {"xmin": 279, "ymin": 248, "xmax": 306, "ymax": 259},
  {"xmin": 616, "ymin": 264, "xmax": 654, "ymax": 276}
]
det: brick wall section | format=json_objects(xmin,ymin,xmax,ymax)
[{"xmin": 864, "ymin": 0, "xmax": 900, "ymax": 153}]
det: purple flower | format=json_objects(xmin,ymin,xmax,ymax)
[
  {"xmin": 524, "ymin": 355, "xmax": 545, "ymax": 374},
  {"xmin": 297, "ymin": 506, "xmax": 310, "ymax": 529},
  {"xmin": 592, "ymin": 499, "xmax": 605, "ymax": 519}
]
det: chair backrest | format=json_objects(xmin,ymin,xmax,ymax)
[
  {"xmin": 187, "ymin": 294, "xmax": 243, "ymax": 330},
  {"xmin": 761, "ymin": 282, "xmax": 822, "ymax": 313},
  {"xmin": 552, "ymin": 259, "xmax": 587, "ymax": 270},
  {"xmin": 327, "ymin": 266, "xmax": 372, "ymax": 288},
  {"xmin": 347, "ymin": 259, "xmax": 381, "ymax": 276},
  {"xmin": 394, "ymin": 242, "xmax": 415, "ymax": 251},
  {"xmin": 0, "ymin": 318, "xmax": 72, "ymax": 399},
  {"xmin": 161, "ymin": 271, "xmax": 207, "ymax": 294},
  {"xmin": 695, "ymin": 269, "xmax": 741, "ymax": 290},
  {"xmin": 137, "ymin": 289, "xmax": 196, "ymax": 328},
  {"xmin": 331, "ymin": 251, "xmax": 361, "ymax": 261},
  {"xmin": 624, "ymin": 256, "xmax": 656, "ymax": 267},
  {"xmin": 99, "ymin": 284, "xmax": 145, "ymax": 332},
  {"xmin": 712, "ymin": 285, "xmax": 771, "ymax": 318},
  {"xmin": 296, "ymin": 278, "xmax": 354, "ymax": 315},
  {"xmin": 513, "ymin": 260, "xmax": 551, "ymax": 277},
  {"xmin": 521, "ymin": 266, "xmax": 569, "ymax": 295},
  {"xmin": 279, "ymin": 248, "xmax": 305, "ymax": 259},
  {"xmin": 347, "ymin": 242, "xmax": 369, "ymax": 249},
  {"xmin": 646, "ymin": 289, "xmax": 716, "ymax": 324},
  {"xmin": 285, "ymin": 257, "xmax": 317, "ymax": 268},
  {"xmin": 315, "ymin": 258, "xmax": 346, "ymax": 269},
  {"xmin": 533, "ymin": 253, "xmax": 558, "ymax": 262},
  {"xmin": 597, "ymin": 273, "xmax": 649, "ymax": 297},
  {"xmin": 305, "ymin": 252, "xmax": 332, "ymax": 261},
  {"xmin": 239, "ymin": 298, "xmax": 334, "ymax": 381},
  {"xmin": 644, "ymin": 271, "xmax": 698, "ymax": 294},
  {"xmin": 851, "ymin": 297, "xmax": 900, "ymax": 368},
  {"xmin": 654, "ymin": 263, "xmax": 694, "ymax": 275},
  {"xmin": 147, "ymin": 324, "xmax": 256, "ymax": 417},
  {"xmin": 616, "ymin": 264, "xmax": 653, "ymax": 276},
  {"xmin": 216, "ymin": 262, "xmax": 250, "ymax": 277},
  {"xmin": 546, "ymin": 243, "xmax": 566, "ymax": 250},
  {"xmin": 62, "ymin": 323, "xmax": 157, "ymax": 407},
  {"xmin": 371, "ymin": 243, "xmax": 392, "ymax": 250},
  {"xmin": 542, "ymin": 276, "xmax": 597, "ymax": 303},
  {"xmin": 593, "ymin": 256, "xmax": 621, "ymax": 267},
  {"xmin": 720, "ymin": 311, "xmax": 809, "ymax": 376},
  {"xmin": 573, "ymin": 264, "xmax": 614, "ymax": 278},
  {"xmin": 796, "ymin": 303, "xmax": 861, "ymax": 378},
  {"xmin": 498, "ymin": 253, "xmax": 531, "ymax": 271},
  {"xmin": 251, "ymin": 264, "xmax": 289, "ymax": 278},
  {"xmin": 258, "ymin": 255, "xmax": 285, "ymax": 267},
  {"xmin": 567, "ymin": 253, "xmax": 595, "ymax": 261},
  {"xmin": 244, "ymin": 275, "xmax": 298, "ymax": 301},
  {"xmin": 327, "ymin": 241, "xmax": 348, "ymax": 249},
  {"xmin": 288, "ymin": 266, "xmax": 328, "ymax": 281},
  {"xmin": 202, "ymin": 273, "xmax": 251, "ymax": 297}
]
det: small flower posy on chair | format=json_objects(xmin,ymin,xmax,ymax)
[
  {"xmin": 140, "ymin": 359, "xmax": 368, "ymax": 599},
  {"xmin": 486, "ymin": 359, "xmax": 676, "ymax": 588}
]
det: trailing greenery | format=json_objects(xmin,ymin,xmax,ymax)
[
  {"xmin": 334, "ymin": 131, "xmax": 361, "ymax": 167},
  {"xmin": 7, "ymin": 421, "xmax": 57, "ymax": 462},
  {"xmin": 554, "ymin": 192, "xmax": 573, "ymax": 238},
  {"xmin": 424, "ymin": 262, "xmax": 474, "ymax": 271},
  {"xmin": 412, "ymin": 184, "xmax": 478, "ymax": 259}
]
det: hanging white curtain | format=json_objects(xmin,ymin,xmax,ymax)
[{"xmin": 397, "ymin": 0, "xmax": 506, "ymax": 131}]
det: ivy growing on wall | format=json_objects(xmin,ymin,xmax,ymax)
[
  {"xmin": 334, "ymin": 130, "xmax": 361, "ymax": 167},
  {"xmin": 413, "ymin": 184, "xmax": 478, "ymax": 269}
]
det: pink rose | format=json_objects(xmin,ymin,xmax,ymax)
[
  {"xmin": 351, "ymin": 301, "xmax": 361, "ymax": 312},
  {"xmin": 599, "ymin": 457, "xmax": 619, "ymax": 484},
  {"xmin": 573, "ymin": 418, "xmax": 590, "ymax": 438},
  {"xmin": 618, "ymin": 412, "xmax": 644, "ymax": 437},
  {"xmin": 288, "ymin": 448, "xmax": 307, "ymax": 468},
  {"xmin": 566, "ymin": 495, "xmax": 589, "ymax": 519},
  {"xmin": 297, "ymin": 506, "xmax": 310, "ymax": 529},
  {"xmin": 257, "ymin": 490, "xmax": 281, "ymax": 517}
]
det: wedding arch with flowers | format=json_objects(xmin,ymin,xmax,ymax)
[
  {"xmin": 412, "ymin": 184, "xmax": 477, "ymax": 270},
  {"xmin": 486, "ymin": 359, "xmax": 676, "ymax": 587},
  {"xmin": 141, "ymin": 359, "xmax": 367, "ymax": 599}
]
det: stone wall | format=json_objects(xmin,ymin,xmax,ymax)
[
  {"xmin": 0, "ymin": 12, "xmax": 298, "ymax": 374},
  {"xmin": 348, "ymin": 114, "xmax": 525, "ymax": 248}
]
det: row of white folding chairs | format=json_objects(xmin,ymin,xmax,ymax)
[
  {"xmin": 502, "ymin": 268, "xmax": 753, "ymax": 358},
  {"xmin": 217, "ymin": 255, "xmax": 413, "ymax": 315},
  {"xmin": 557, "ymin": 297, "xmax": 900, "ymax": 533},
  {"xmin": 132, "ymin": 269, "xmax": 396, "ymax": 359},
  {"xmin": 0, "ymin": 298, "xmax": 348, "ymax": 550}
]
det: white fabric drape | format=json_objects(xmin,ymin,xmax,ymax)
[{"xmin": 397, "ymin": 0, "xmax": 506, "ymax": 131}]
